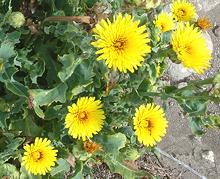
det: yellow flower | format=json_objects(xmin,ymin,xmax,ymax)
[
  {"xmin": 91, "ymin": 13, "xmax": 151, "ymax": 73},
  {"xmin": 197, "ymin": 17, "xmax": 212, "ymax": 30},
  {"xmin": 171, "ymin": 0, "xmax": 195, "ymax": 21},
  {"xmin": 65, "ymin": 97, "xmax": 105, "ymax": 141},
  {"xmin": 22, "ymin": 138, "xmax": 58, "ymax": 175},
  {"xmin": 154, "ymin": 12, "xmax": 175, "ymax": 32},
  {"xmin": 171, "ymin": 23, "xmax": 211, "ymax": 74},
  {"xmin": 133, "ymin": 104, "xmax": 168, "ymax": 147}
]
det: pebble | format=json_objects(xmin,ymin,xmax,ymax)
[
  {"xmin": 202, "ymin": 150, "xmax": 215, "ymax": 163},
  {"xmin": 167, "ymin": 60, "xmax": 193, "ymax": 81},
  {"xmin": 213, "ymin": 25, "xmax": 220, "ymax": 37}
]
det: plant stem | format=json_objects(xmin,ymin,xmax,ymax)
[
  {"xmin": 176, "ymin": 77, "xmax": 214, "ymax": 93},
  {"xmin": 44, "ymin": 16, "xmax": 92, "ymax": 24}
]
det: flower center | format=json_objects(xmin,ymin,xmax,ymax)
[
  {"xmin": 78, "ymin": 111, "xmax": 88, "ymax": 120},
  {"xmin": 32, "ymin": 150, "xmax": 42, "ymax": 162},
  {"xmin": 146, "ymin": 120, "xmax": 154, "ymax": 134},
  {"xmin": 146, "ymin": 120, "xmax": 152, "ymax": 128},
  {"xmin": 177, "ymin": 8, "xmax": 186, "ymax": 17},
  {"xmin": 113, "ymin": 38, "xmax": 127, "ymax": 51},
  {"xmin": 160, "ymin": 24, "xmax": 165, "ymax": 31}
]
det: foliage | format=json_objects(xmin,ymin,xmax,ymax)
[{"xmin": 0, "ymin": 0, "xmax": 219, "ymax": 178}]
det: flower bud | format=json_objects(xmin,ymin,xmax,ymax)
[{"xmin": 8, "ymin": 12, "xmax": 25, "ymax": 28}]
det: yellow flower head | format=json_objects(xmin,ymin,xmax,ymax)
[
  {"xmin": 133, "ymin": 103, "xmax": 168, "ymax": 147},
  {"xmin": 91, "ymin": 13, "xmax": 151, "ymax": 73},
  {"xmin": 171, "ymin": 23, "xmax": 212, "ymax": 74},
  {"xmin": 154, "ymin": 12, "xmax": 175, "ymax": 32},
  {"xmin": 197, "ymin": 17, "xmax": 212, "ymax": 30},
  {"xmin": 65, "ymin": 97, "xmax": 105, "ymax": 141},
  {"xmin": 171, "ymin": 0, "xmax": 195, "ymax": 21},
  {"xmin": 22, "ymin": 138, "xmax": 58, "ymax": 175}
]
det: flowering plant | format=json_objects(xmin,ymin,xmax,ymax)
[{"xmin": 0, "ymin": 0, "xmax": 219, "ymax": 178}]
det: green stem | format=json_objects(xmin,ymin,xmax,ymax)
[
  {"xmin": 141, "ymin": 91, "xmax": 219, "ymax": 103},
  {"xmin": 176, "ymin": 77, "xmax": 214, "ymax": 93}
]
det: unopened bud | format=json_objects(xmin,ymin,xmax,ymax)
[{"xmin": 9, "ymin": 12, "xmax": 25, "ymax": 28}]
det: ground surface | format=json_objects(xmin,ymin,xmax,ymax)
[{"xmin": 158, "ymin": 1, "xmax": 220, "ymax": 179}]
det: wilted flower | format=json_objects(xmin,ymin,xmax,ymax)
[{"xmin": 197, "ymin": 17, "xmax": 212, "ymax": 30}]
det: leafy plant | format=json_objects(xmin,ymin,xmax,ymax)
[{"xmin": 0, "ymin": 0, "xmax": 219, "ymax": 178}]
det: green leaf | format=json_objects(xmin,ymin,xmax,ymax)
[
  {"xmin": 1, "ymin": 66, "xmax": 29, "ymax": 98},
  {"xmin": 30, "ymin": 59, "xmax": 45, "ymax": 84},
  {"xmin": 6, "ymin": 137, "xmax": 25, "ymax": 151},
  {"xmin": 20, "ymin": 167, "xmax": 42, "ymax": 179},
  {"xmin": 202, "ymin": 115, "xmax": 220, "ymax": 128},
  {"xmin": 50, "ymin": 158, "xmax": 70, "ymax": 176},
  {"xmin": 30, "ymin": 83, "xmax": 68, "ymax": 107},
  {"xmin": 189, "ymin": 117, "xmax": 204, "ymax": 136},
  {"xmin": 10, "ymin": 110, "xmax": 42, "ymax": 136},
  {"xmin": 5, "ymin": 81, "xmax": 29, "ymax": 98},
  {"xmin": 0, "ymin": 42, "xmax": 16, "ymax": 60},
  {"xmin": 123, "ymin": 148, "xmax": 140, "ymax": 161},
  {"xmin": 0, "ymin": 163, "xmax": 19, "ymax": 178},
  {"xmin": 58, "ymin": 54, "xmax": 82, "ymax": 82},
  {"xmin": 71, "ymin": 160, "xmax": 83, "ymax": 179},
  {"xmin": 96, "ymin": 133, "xmax": 127, "ymax": 155},
  {"xmin": 0, "ymin": 137, "xmax": 24, "ymax": 163},
  {"xmin": 104, "ymin": 155, "xmax": 150, "ymax": 179},
  {"xmin": 180, "ymin": 100, "xmax": 207, "ymax": 116}
]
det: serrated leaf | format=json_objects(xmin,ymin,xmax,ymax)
[
  {"xmin": 0, "ymin": 42, "xmax": 16, "ymax": 60},
  {"xmin": 58, "ymin": 54, "xmax": 82, "ymax": 82},
  {"xmin": 50, "ymin": 158, "xmax": 70, "ymax": 176},
  {"xmin": 6, "ymin": 137, "xmax": 25, "ymax": 151},
  {"xmin": 0, "ymin": 163, "xmax": 19, "ymax": 178}
]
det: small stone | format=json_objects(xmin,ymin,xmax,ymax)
[
  {"xmin": 203, "ymin": 32, "xmax": 213, "ymax": 52},
  {"xmin": 178, "ymin": 82, "xmax": 187, "ymax": 88},
  {"xmin": 167, "ymin": 60, "xmax": 193, "ymax": 81},
  {"xmin": 213, "ymin": 25, "xmax": 220, "ymax": 37},
  {"xmin": 202, "ymin": 150, "xmax": 215, "ymax": 163}
]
